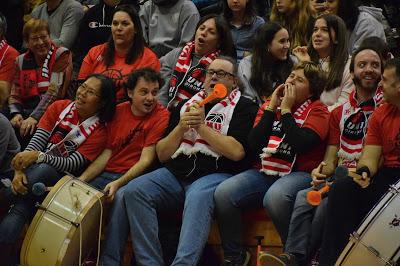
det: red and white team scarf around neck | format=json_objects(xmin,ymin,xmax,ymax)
[
  {"xmin": 260, "ymin": 99, "xmax": 314, "ymax": 176},
  {"xmin": 171, "ymin": 89, "xmax": 241, "ymax": 159},
  {"xmin": 46, "ymin": 101, "xmax": 101, "ymax": 157},
  {"xmin": 167, "ymin": 41, "xmax": 220, "ymax": 109},
  {"xmin": 0, "ymin": 39, "xmax": 10, "ymax": 67},
  {"xmin": 338, "ymin": 88, "xmax": 383, "ymax": 167}
]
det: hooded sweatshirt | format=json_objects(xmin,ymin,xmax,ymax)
[
  {"xmin": 139, "ymin": 0, "xmax": 200, "ymax": 57},
  {"xmin": 349, "ymin": 6, "xmax": 386, "ymax": 54}
]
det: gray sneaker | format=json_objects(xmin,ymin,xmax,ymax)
[{"xmin": 259, "ymin": 252, "xmax": 297, "ymax": 266}]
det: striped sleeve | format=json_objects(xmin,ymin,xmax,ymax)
[
  {"xmin": 25, "ymin": 128, "xmax": 50, "ymax": 151},
  {"xmin": 42, "ymin": 151, "xmax": 88, "ymax": 174}
]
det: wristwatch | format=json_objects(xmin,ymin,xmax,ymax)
[{"xmin": 36, "ymin": 152, "xmax": 46, "ymax": 164}]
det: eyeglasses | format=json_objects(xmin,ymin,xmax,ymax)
[
  {"xmin": 78, "ymin": 83, "xmax": 101, "ymax": 97},
  {"xmin": 206, "ymin": 69, "xmax": 235, "ymax": 79}
]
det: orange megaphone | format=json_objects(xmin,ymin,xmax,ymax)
[
  {"xmin": 198, "ymin": 83, "xmax": 228, "ymax": 107},
  {"xmin": 306, "ymin": 184, "xmax": 330, "ymax": 206}
]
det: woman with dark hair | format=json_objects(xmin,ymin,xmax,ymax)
[
  {"xmin": 0, "ymin": 74, "xmax": 115, "ymax": 264},
  {"xmin": 78, "ymin": 4, "xmax": 160, "ymax": 102},
  {"xmin": 325, "ymin": 0, "xmax": 386, "ymax": 54},
  {"xmin": 293, "ymin": 14, "xmax": 353, "ymax": 111},
  {"xmin": 158, "ymin": 14, "xmax": 236, "ymax": 108},
  {"xmin": 239, "ymin": 21, "xmax": 294, "ymax": 105},
  {"xmin": 214, "ymin": 61, "xmax": 330, "ymax": 265},
  {"xmin": 221, "ymin": 0, "xmax": 264, "ymax": 62}
]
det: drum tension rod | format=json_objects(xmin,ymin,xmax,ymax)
[{"xmin": 35, "ymin": 203, "xmax": 80, "ymax": 228}]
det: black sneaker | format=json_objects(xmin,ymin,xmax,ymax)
[
  {"xmin": 259, "ymin": 252, "xmax": 297, "ymax": 266},
  {"xmin": 223, "ymin": 250, "xmax": 251, "ymax": 266}
]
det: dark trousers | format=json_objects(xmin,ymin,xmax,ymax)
[{"xmin": 319, "ymin": 167, "xmax": 400, "ymax": 265}]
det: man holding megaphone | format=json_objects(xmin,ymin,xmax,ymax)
[{"xmin": 99, "ymin": 56, "xmax": 258, "ymax": 266}]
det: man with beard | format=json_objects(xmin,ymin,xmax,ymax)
[
  {"xmin": 260, "ymin": 45, "xmax": 385, "ymax": 266},
  {"xmin": 318, "ymin": 57, "xmax": 400, "ymax": 265}
]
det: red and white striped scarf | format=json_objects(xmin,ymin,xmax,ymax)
[
  {"xmin": 171, "ymin": 89, "xmax": 241, "ymax": 159},
  {"xmin": 260, "ymin": 99, "xmax": 314, "ymax": 176},
  {"xmin": 338, "ymin": 88, "xmax": 383, "ymax": 167},
  {"xmin": 20, "ymin": 43, "xmax": 57, "ymax": 98},
  {"xmin": 167, "ymin": 41, "xmax": 220, "ymax": 109},
  {"xmin": 46, "ymin": 101, "xmax": 101, "ymax": 157},
  {"xmin": 0, "ymin": 39, "xmax": 10, "ymax": 67}
]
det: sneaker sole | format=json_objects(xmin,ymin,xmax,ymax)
[{"xmin": 259, "ymin": 253, "xmax": 286, "ymax": 266}]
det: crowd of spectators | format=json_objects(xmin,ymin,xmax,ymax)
[{"xmin": 0, "ymin": 1, "xmax": 399, "ymax": 266}]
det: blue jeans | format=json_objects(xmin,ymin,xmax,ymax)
[
  {"xmin": 263, "ymin": 171, "xmax": 312, "ymax": 244},
  {"xmin": 0, "ymin": 163, "xmax": 62, "ymax": 244},
  {"xmin": 214, "ymin": 168, "xmax": 276, "ymax": 259},
  {"xmin": 89, "ymin": 171, "xmax": 122, "ymax": 190},
  {"xmin": 99, "ymin": 167, "xmax": 231, "ymax": 266},
  {"xmin": 285, "ymin": 187, "xmax": 327, "ymax": 259}
]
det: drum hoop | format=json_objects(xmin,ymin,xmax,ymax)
[
  {"xmin": 21, "ymin": 176, "xmax": 105, "ymax": 266},
  {"xmin": 336, "ymin": 179, "xmax": 400, "ymax": 266},
  {"xmin": 348, "ymin": 232, "xmax": 397, "ymax": 266},
  {"xmin": 57, "ymin": 180, "xmax": 104, "ymax": 265},
  {"xmin": 20, "ymin": 175, "xmax": 72, "ymax": 265},
  {"xmin": 355, "ymin": 187, "xmax": 398, "ymax": 236}
]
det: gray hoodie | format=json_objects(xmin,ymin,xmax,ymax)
[
  {"xmin": 139, "ymin": 0, "xmax": 200, "ymax": 57},
  {"xmin": 349, "ymin": 6, "xmax": 386, "ymax": 54}
]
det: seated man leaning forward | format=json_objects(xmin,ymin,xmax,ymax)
[
  {"xmin": 0, "ymin": 74, "xmax": 115, "ymax": 260},
  {"xmin": 79, "ymin": 68, "xmax": 170, "ymax": 200},
  {"xmin": 99, "ymin": 56, "xmax": 258, "ymax": 266}
]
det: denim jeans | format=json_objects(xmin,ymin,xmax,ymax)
[
  {"xmin": 89, "ymin": 171, "xmax": 122, "ymax": 190},
  {"xmin": 214, "ymin": 168, "xmax": 276, "ymax": 259},
  {"xmin": 0, "ymin": 163, "xmax": 62, "ymax": 244},
  {"xmin": 285, "ymin": 187, "xmax": 327, "ymax": 259},
  {"xmin": 263, "ymin": 171, "xmax": 313, "ymax": 244},
  {"xmin": 99, "ymin": 167, "xmax": 231, "ymax": 266}
]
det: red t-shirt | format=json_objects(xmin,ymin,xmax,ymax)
[
  {"xmin": 255, "ymin": 101, "xmax": 330, "ymax": 172},
  {"xmin": 0, "ymin": 45, "xmax": 19, "ymax": 83},
  {"xmin": 365, "ymin": 103, "xmax": 400, "ymax": 168},
  {"xmin": 38, "ymin": 100, "xmax": 107, "ymax": 161},
  {"xmin": 78, "ymin": 44, "xmax": 161, "ymax": 101},
  {"xmin": 105, "ymin": 102, "xmax": 170, "ymax": 173}
]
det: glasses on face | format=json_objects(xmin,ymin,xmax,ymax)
[
  {"xmin": 205, "ymin": 69, "xmax": 235, "ymax": 79},
  {"xmin": 78, "ymin": 83, "xmax": 101, "ymax": 98}
]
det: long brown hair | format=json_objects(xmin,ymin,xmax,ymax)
[
  {"xmin": 270, "ymin": 0, "xmax": 310, "ymax": 47},
  {"xmin": 308, "ymin": 14, "xmax": 348, "ymax": 91}
]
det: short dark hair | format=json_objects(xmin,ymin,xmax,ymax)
[
  {"xmin": 385, "ymin": 58, "xmax": 400, "ymax": 82},
  {"xmin": 293, "ymin": 61, "xmax": 327, "ymax": 100},
  {"xmin": 85, "ymin": 74, "xmax": 116, "ymax": 122},
  {"xmin": 350, "ymin": 46, "xmax": 384, "ymax": 73},
  {"xmin": 358, "ymin": 36, "xmax": 391, "ymax": 63},
  {"xmin": 126, "ymin": 68, "xmax": 164, "ymax": 91},
  {"xmin": 103, "ymin": 5, "xmax": 145, "ymax": 67}
]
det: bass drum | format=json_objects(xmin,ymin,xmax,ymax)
[
  {"xmin": 20, "ymin": 175, "xmax": 105, "ymax": 266},
  {"xmin": 335, "ymin": 179, "xmax": 400, "ymax": 266}
]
